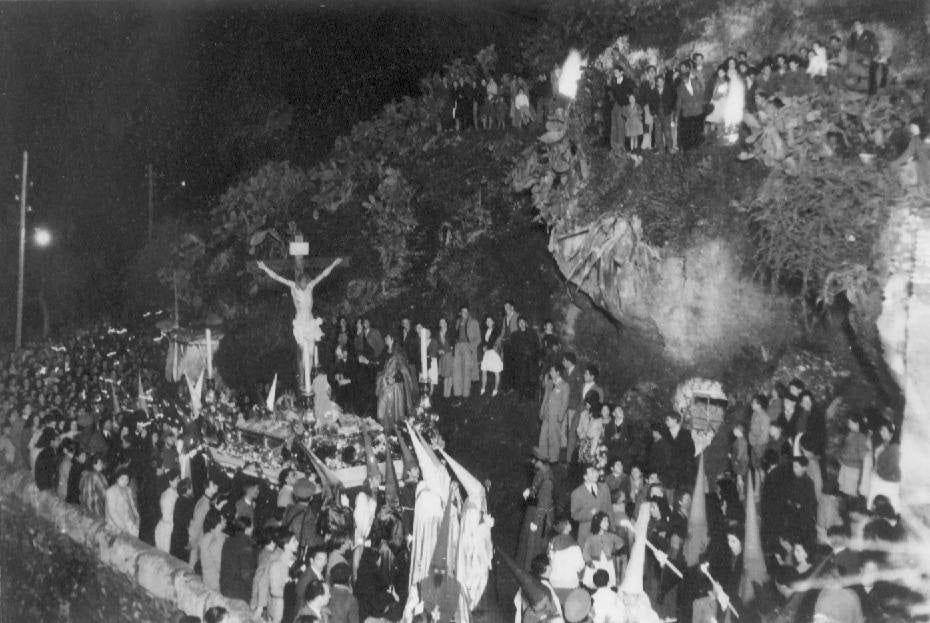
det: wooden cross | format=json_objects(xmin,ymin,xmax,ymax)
[{"xmin": 248, "ymin": 233, "xmax": 350, "ymax": 281}]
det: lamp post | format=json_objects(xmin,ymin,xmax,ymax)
[{"xmin": 15, "ymin": 151, "xmax": 28, "ymax": 350}]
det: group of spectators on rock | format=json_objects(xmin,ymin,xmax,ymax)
[
  {"xmin": 315, "ymin": 301, "xmax": 564, "ymax": 415},
  {"xmin": 513, "ymin": 347, "xmax": 919, "ymax": 623},
  {"xmin": 602, "ymin": 19, "xmax": 891, "ymax": 157},
  {"xmin": 425, "ymin": 66, "xmax": 568, "ymax": 132}
]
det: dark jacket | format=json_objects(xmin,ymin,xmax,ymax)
[
  {"xmin": 665, "ymin": 427, "xmax": 695, "ymax": 491},
  {"xmin": 610, "ymin": 77, "xmax": 637, "ymax": 107},
  {"xmin": 295, "ymin": 566, "xmax": 325, "ymax": 614},
  {"xmin": 655, "ymin": 83, "xmax": 676, "ymax": 117},
  {"xmin": 329, "ymin": 584, "xmax": 360, "ymax": 623},
  {"xmin": 674, "ymin": 77, "xmax": 705, "ymax": 118},
  {"xmin": 400, "ymin": 328, "xmax": 420, "ymax": 369},
  {"xmin": 564, "ymin": 364, "xmax": 585, "ymax": 411},
  {"xmin": 34, "ymin": 447, "xmax": 59, "ymax": 492},
  {"xmin": 639, "ymin": 82, "xmax": 661, "ymax": 118},
  {"xmin": 219, "ymin": 533, "xmax": 256, "ymax": 602},
  {"xmin": 848, "ymin": 29, "xmax": 879, "ymax": 59},
  {"xmin": 480, "ymin": 325, "xmax": 501, "ymax": 354}
]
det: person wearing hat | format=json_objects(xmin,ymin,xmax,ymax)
[
  {"xmin": 284, "ymin": 477, "xmax": 323, "ymax": 552},
  {"xmin": 517, "ymin": 448, "xmax": 555, "ymax": 570}
]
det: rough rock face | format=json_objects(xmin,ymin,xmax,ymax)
[
  {"xmin": 550, "ymin": 218, "xmax": 791, "ymax": 363},
  {"xmin": 876, "ymin": 194, "xmax": 930, "ymax": 524},
  {"xmin": 0, "ymin": 471, "xmax": 260, "ymax": 623}
]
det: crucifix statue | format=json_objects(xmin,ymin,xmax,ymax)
[{"xmin": 257, "ymin": 234, "xmax": 343, "ymax": 396}]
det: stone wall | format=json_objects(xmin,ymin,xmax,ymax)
[
  {"xmin": 876, "ymin": 194, "xmax": 930, "ymax": 527},
  {"xmin": 0, "ymin": 470, "xmax": 260, "ymax": 623}
]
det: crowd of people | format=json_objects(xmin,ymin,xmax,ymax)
[
  {"xmin": 0, "ymin": 290, "xmax": 922, "ymax": 623},
  {"xmin": 0, "ymin": 20, "xmax": 923, "ymax": 623},
  {"xmin": 423, "ymin": 20, "xmax": 897, "ymax": 162},
  {"xmin": 0, "ymin": 321, "xmax": 432, "ymax": 623},
  {"xmin": 510, "ymin": 356, "xmax": 917, "ymax": 622}
]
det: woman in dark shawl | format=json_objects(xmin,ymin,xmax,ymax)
[{"xmin": 376, "ymin": 334, "xmax": 418, "ymax": 434}]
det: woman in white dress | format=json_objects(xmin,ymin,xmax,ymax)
[
  {"xmin": 479, "ymin": 315, "xmax": 503, "ymax": 396},
  {"xmin": 722, "ymin": 66, "xmax": 746, "ymax": 143},
  {"xmin": 705, "ymin": 65, "xmax": 730, "ymax": 127},
  {"xmin": 154, "ymin": 469, "xmax": 180, "ymax": 553}
]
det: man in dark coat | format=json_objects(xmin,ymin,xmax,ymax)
[
  {"xmin": 219, "ymin": 516, "xmax": 257, "ymax": 603},
  {"xmin": 674, "ymin": 61, "xmax": 706, "ymax": 151},
  {"xmin": 570, "ymin": 465, "xmax": 612, "ymax": 547},
  {"xmin": 664, "ymin": 413, "xmax": 696, "ymax": 498},
  {"xmin": 517, "ymin": 448, "xmax": 555, "ymax": 570},
  {"xmin": 509, "ymin": 317, "xmax": 539, "ymax": 402},
  {"xmin": 782, "ymin": 456, "xmax": 818, "ymax": 546},
  {"xmin": 399, "ymin": 317, "xmax": 420, "ymax": 375},
  {"xmin": 563, "ymin": 352, "xmax": 585, "ymax": 464},
  {"xmin": 284, "ymin": 478, "xmax": 323, "ymax": 551}
]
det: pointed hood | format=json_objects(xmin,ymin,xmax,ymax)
[
  {"xmin": 266, "ymin": 373, "xmax": 278, "ymax": 413},
  {"xmin": 383, "ymin": 444, "xmax": 401, "ymax": 510},
  {"xmin": 397, "ymin": 430, "xmax": 417, "ymax": 479},
  {"xmin": 187, "ymin": 371, "xmax": 204, "ymax": 416},
  {"xmin": 406, "ymin": 421, "xmax": 450, "ymax": 498},
  {"xmin": 740, "ymin": 470, "xmax": 768, "ymax": 603},
  {"xmin": 308, "ymin": 449, "xmax": 344, "ymax": 499},
  {"xmin": 430, "ymin": 487, "xmax": 457, "ymax": 572},
  {"xmin": 439, "ymin": 448, "xmax": 486, "ymax": 513},
  {"xmin": 683, "ymin": 450, "xmax": 709, "ymax": 567},
  {"xmin": 620, "ymin": 502, "xmax": 652, "ymax": 594},
  {"xmin": 361, "ymin": 423, "xmax": 381, "ymax": 485},
  {"xmin": 495, "ymin": 546, "xmax": 549, "ymax": 609}
]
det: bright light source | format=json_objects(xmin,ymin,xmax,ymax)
[
  {"xmin": 558, "ymin": 49, "xmax": 585, "ymax": 100},
  {"xmin": 34, "ymin": 228, "xmax": 52, "ymax": 247}
]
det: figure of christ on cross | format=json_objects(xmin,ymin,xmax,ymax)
[{"xmin": 257, "ymin": 256, "xmax": 342, "ymax": 395}]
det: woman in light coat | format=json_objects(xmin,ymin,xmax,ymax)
[
  {"xmin": 538, "ymin": 365, "xmax": 569, "ymax": 463},
  {"xmin": 105, "ymin": 468, "xmax": 140, "ymax": 537},
  {"xmin": 154, "ymin": 469, "xmax": 180, "ymax": 553}
]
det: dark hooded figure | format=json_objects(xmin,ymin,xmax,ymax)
[
  {"xmin": 376, "ymin": 333, "xmax": 419, "ymax": 434},
  {"xmin": 417, "ymin": 493, "xmax": 463, "ymax": 623}
]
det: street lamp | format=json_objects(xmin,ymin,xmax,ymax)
[{"xmin": 34, "ymin": 227, "xmax": 52, "ymax": 247}]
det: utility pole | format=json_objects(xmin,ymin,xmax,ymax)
[
  {"xmin": 15, "ymin": 151, "xmax": 28, "ymax": 351},
  {"xmin": 147, "ymin": 163, "xmax": 154, "ymax": 242}
]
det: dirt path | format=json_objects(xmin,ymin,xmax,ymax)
[{"xmin": 434, "ymin": 387, "xmax": 578, "ymax": 622}]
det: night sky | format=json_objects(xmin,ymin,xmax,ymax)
[{"xmin": 0, "ymin": 1, "xmax": 539, "ymax": 342}]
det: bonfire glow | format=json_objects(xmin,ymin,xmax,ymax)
[{"xmin": 558, "ymin": 49, "xmax": 584, "ymax": 100}]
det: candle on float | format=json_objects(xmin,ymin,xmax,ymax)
[
  {"xmin": 205, "ymin": 329, "xmax": 213, "ymax": 379},
  {"xmin": 419, "ymin": 328, "xmax": 428, "ymax": 382},
  {"xmin": 303, "ymin": 346, "xmax": 312, "ymax": 397}
]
